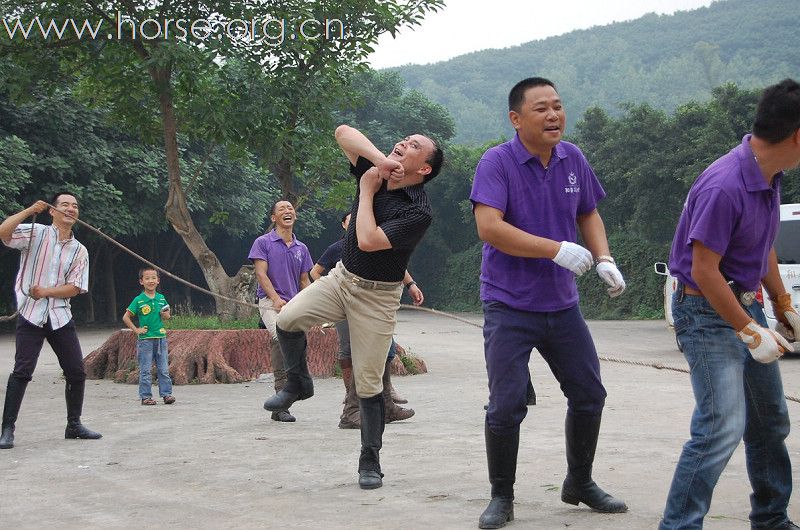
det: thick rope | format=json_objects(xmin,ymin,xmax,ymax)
[
  {"xmin": 41, "ymin": 202, "xmax": 258, "ymax": 310},
  {"xmin": 399, "ymin": 304, "xmax": 800, "ymax": 404}
]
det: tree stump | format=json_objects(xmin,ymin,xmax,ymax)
[{"xmin": 85, "ymin": 328, "xmax": 427, "ymax": 384}]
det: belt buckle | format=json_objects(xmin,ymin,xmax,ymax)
[{"xmin": 739, "ymin": 291, "xmax": 756, "ymax": 306}]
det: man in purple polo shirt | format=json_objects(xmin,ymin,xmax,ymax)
[
  {"xmin": 659, "ymin": 80, "xmax": 800, "ymax": 530},
  {"xmin": 471, "ymin": 77, "xmax": 627, "ymax": 528},
  {"xmin": 249, "ymin": 199, "xmax": 313, "ymax": 422}
]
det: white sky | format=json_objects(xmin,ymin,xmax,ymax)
[{"xmin": 368, "ymin": 0, "xmax": 717, "ymax": 69}]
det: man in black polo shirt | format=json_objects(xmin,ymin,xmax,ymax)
[{"xmin": 264, "ymin": 124, "xmax": 444, "ymax": 490}]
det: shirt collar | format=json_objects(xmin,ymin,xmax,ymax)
[
  {"xmin": 267, "ymin": 229, "xmax": 296, "ymax": 246},
  {"xmin": 511, "ymin": 133, "xmax": 566, "ymax": 166},
  {"xmin": 49, "ymin": 224, "xmax": 74, "ymax": 243},
  {"xmin": 738, "ymin": 134, "xmax": 781, "ymax": 193}
]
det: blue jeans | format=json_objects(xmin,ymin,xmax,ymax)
[
  {"xmin": 137, "ymin": 338, "xmax": 173, "ymax": 399},
  {"xmin": 660, "ymin": 290, "xmax": 792, "ymax": 530}
]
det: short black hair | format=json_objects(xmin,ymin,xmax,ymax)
[
  {"xmin": 753, "ymin": 78, "xmax": 800, "ymax": 144},
  {"xmin": 508, "ymin": 77, "xmax": 557, "ymax": 113},
  {"xmin": 138, "ymin": 267, "xmax": 159, "ymax": 280},
  {"xmin": 423, "ymin": 137, "xmax": 445, "ymax": 184},
  {"xmin": 50, "ymin": 191, "xmax": 77, "ymax": 208}
]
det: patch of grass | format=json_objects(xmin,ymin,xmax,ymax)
[
  {"xmin": 398, "ymin": 352, "xmax": 418, "ymax": 375},
  {"xmin": 166, "ymin": 313, "xmax": 260, "ymax": 330}
]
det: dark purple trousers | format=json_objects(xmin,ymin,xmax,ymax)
[
  {"xmin": 483, "ymin": 302, "xmax": 606, "ymax": 435},
  {"xmin": 12, "ymin": 317, "xmax": 86, "ymax": 383}
]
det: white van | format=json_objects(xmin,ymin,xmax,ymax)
[{"xmin": 655, "ymin": 203, "xmax": 800, "ymax": 351}]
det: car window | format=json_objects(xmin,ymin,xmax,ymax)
[{"xmin": 775, "ymin": 219, "xmax": 800, "ymax": 265}]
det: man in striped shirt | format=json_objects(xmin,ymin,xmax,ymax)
[{"xmin": 0, "ymin": 192, "xmax": 102, "ymax": 449}]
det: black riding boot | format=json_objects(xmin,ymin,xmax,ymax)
[
  {"xmin": 263, "ymin": 327, "xmax": 314, "ymax": 412},
  {"xmin": 479, "ymin": 420, "xmax": 518, "ymax": 529},
  {"xmin": 0, "ymin": 375, "xmax": 29, "ymax": 449},
  {"xmin": 561, "ymin": 413, "xmax": 626, "ymax": 513},
  {"xmin": 64, "ymin": 380, "xmax": 102, "ymax": 440},
  {"xmin": 358, "ymin": 393, "xmax": 385, "ymax": 489}
]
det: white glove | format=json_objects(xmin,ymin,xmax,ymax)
[
  {"xmin": 552, "ymin": 241, "xmax": 593, "ymax": 276},
  {"xmin": 736, "ymin": 320, "xmax": 792, "ymax": 363},
  {"xmin": 596, "ymin": 261, "xmax": 626, "ymax": 298},
  {"xmin": 772, "ymin": 293, "xmax": 800, "ymax": 344}
]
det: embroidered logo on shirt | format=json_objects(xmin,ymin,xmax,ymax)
[
  {"xmin": 141, "ymin": 304, "xmax": 151, "ymax": 315},
  {"xmin": 564, "ymin": 172, "xmax": 580, "ymax": 194}
]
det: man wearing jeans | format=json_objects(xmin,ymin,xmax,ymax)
[
  {"xmin": 660, "ymin": 79, "xmax": 800, "ymax": 530},
  {"xmin": 264, "ymin": 124, "xmax": 443, "ymax": 490}
]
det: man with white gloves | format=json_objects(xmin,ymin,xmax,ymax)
[
  {"xmin": 660, "ymin": 79, "xmax": 800, "ymax": 530},
  {"xmin": 471, "ymin": 77, "xmax": 627, "ymax": 529}
]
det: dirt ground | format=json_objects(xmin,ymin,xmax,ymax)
[{"xmin": 0, "ymin": 311, "xmax": 798, "ymax": 529}]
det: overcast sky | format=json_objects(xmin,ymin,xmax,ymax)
[{"xmin": 368, "ymin": 0, "xmax": 717, "ymax": 69}]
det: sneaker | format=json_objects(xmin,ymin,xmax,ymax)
[
  {"xmin": 141, "ymin": 398, "xmax": 157, "ymax": 405},
  {"xmin": 163, "ymin": 396, "xmax": 176, "ymax": 404}
]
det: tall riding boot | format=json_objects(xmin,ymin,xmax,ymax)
[
  {"xmin": 479, "ymin": 420, "xmax": 518, "ymax": 529},
  {"xmin": 561, "ymin": 413, "xmax": 626, "ymax": 513},
  {"xmin": 382, "ymin": 359, "xmax": 414, "ymax": 423},
  {"xmin": 269, "ymin": 337, "xmax": 295, "ymax": 422},
  {"xmin": 263, "ymin": 327, "xmax": 314, "ymax": 412},
  {"xmin": 0, "ymin": 375, "xmax": 29, "ymax": 449},
  {"xmin": 64, "ymin": 380, "xmax": 102, "ymax": 440},
  {"xmin": 357, "ymin": 393, "xmax": 385, "ymax": 489},
  {"xmin": 338, "ymin": 357, "xmax": 360, "ymax": 429}
]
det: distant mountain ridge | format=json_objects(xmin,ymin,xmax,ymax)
[{"xmin": 390, "ymin": 0, "xmax": 800, "ymax": 144}]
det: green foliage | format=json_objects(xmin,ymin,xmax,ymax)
[
  {"xmin": 391, "ymin": 0, "xmax": 799, "ymax": 144},
  {"xmin": 398, "ymin": 352, "xmax": 419, "ymax": 375}
]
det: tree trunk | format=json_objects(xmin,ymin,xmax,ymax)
[{"xmin": 149, "ymin": 64, "xmax": 245, "ymax": 320}]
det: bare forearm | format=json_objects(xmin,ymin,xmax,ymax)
[
  {"xmin": 335, "ymin": 125, "xmax": 387, "ymax": 166},
  {"xmin": 0, "ymin": 206, "xmax": 37, "ymax": 242},
  {"xmin": 762, "ymin": 249, "xmax": 786, "ymax": 299},
  {"xmin": 576, "ymin": 210, "xmax": 611, "ymax": 258}
]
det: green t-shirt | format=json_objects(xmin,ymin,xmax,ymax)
[{"xmin": 126, "ymin": 291, "xmax": 169, "ymax": 339}]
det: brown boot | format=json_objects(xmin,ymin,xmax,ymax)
[
  {"xmin": 339, "ymin": 358, "xmax": 360, "ymax": 429},
  {"xmin": 383, "ymin": 359, "xmax": 414, "ymax": 423}
]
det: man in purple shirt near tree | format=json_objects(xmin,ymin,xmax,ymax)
[
  {"xmin": 471, "ymin": 77, "xmax": 627, "ymax": 528},
  {"xmin": 249, "ymin": 200, "xmax": 313, "ymax": 423},
  {"xmin": 659, "ymin": 80, "xmax": 800, "ymax": 530}
]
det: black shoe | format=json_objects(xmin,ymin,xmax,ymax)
[
  {"xmin": 263, "ymin": 389, "xmax": 300, "ymax": 412},
  {"xmin": 479, "ymin": 497, "xmax": 514, "ymax": 529},
  {"xmin": 0, "ymin": 425, "xmax": 14, "ymax": 449},
  {"xmin": 752, "ymin": 521, "xmax": 800, "ymax": 530},
  {"xmin": 270, "ymin": 410, "xmax": 296, "ymax": 422},
  {"xmin": 358, "ymin": 470, "xmax": 383, "ymax": 489},
  {"xmin": 65, "ymin": 423, "xmax": 102, "ymax": 440}
]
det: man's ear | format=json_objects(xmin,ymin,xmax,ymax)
[{"xmin": 509, "ymin": 110, "xmax": 520, "ymax": 130}]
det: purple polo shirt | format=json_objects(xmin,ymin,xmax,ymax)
[
  {"xmin": 668, "ymin": 135, "xmax": 781, "ymax": 292},
  {"xmin": 470, "ymin": 134, "xmax": 606, "ymax": 312},
  {"xmin": 248, "ymin": 229, "xmax": 313, "ymax": 300}
]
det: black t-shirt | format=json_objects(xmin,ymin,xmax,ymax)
[{"xmin": 341, "ymin": 157, "xmax": 432, "ymax": 282}]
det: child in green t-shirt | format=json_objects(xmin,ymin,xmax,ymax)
[{"xmin": 122, "ymin": 267, "xmax": 175, "ymax": 405}]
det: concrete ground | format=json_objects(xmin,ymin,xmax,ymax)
[{"xmin": 0, "ymin": 311, "xmax": 798, "ymax": 529}]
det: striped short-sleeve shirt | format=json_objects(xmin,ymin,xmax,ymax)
[{"xmin": 5, "ymin": 223, "xmax": 89, "ymax": 329}]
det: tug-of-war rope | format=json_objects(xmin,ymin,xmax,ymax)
[{"xmin": 2, "ymin": 203, "xmax": 798, "ymax": 404}]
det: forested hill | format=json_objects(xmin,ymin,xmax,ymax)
[{"xmin": 391, "ymin": 0, "xmax": 800, "ymax": 144}]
